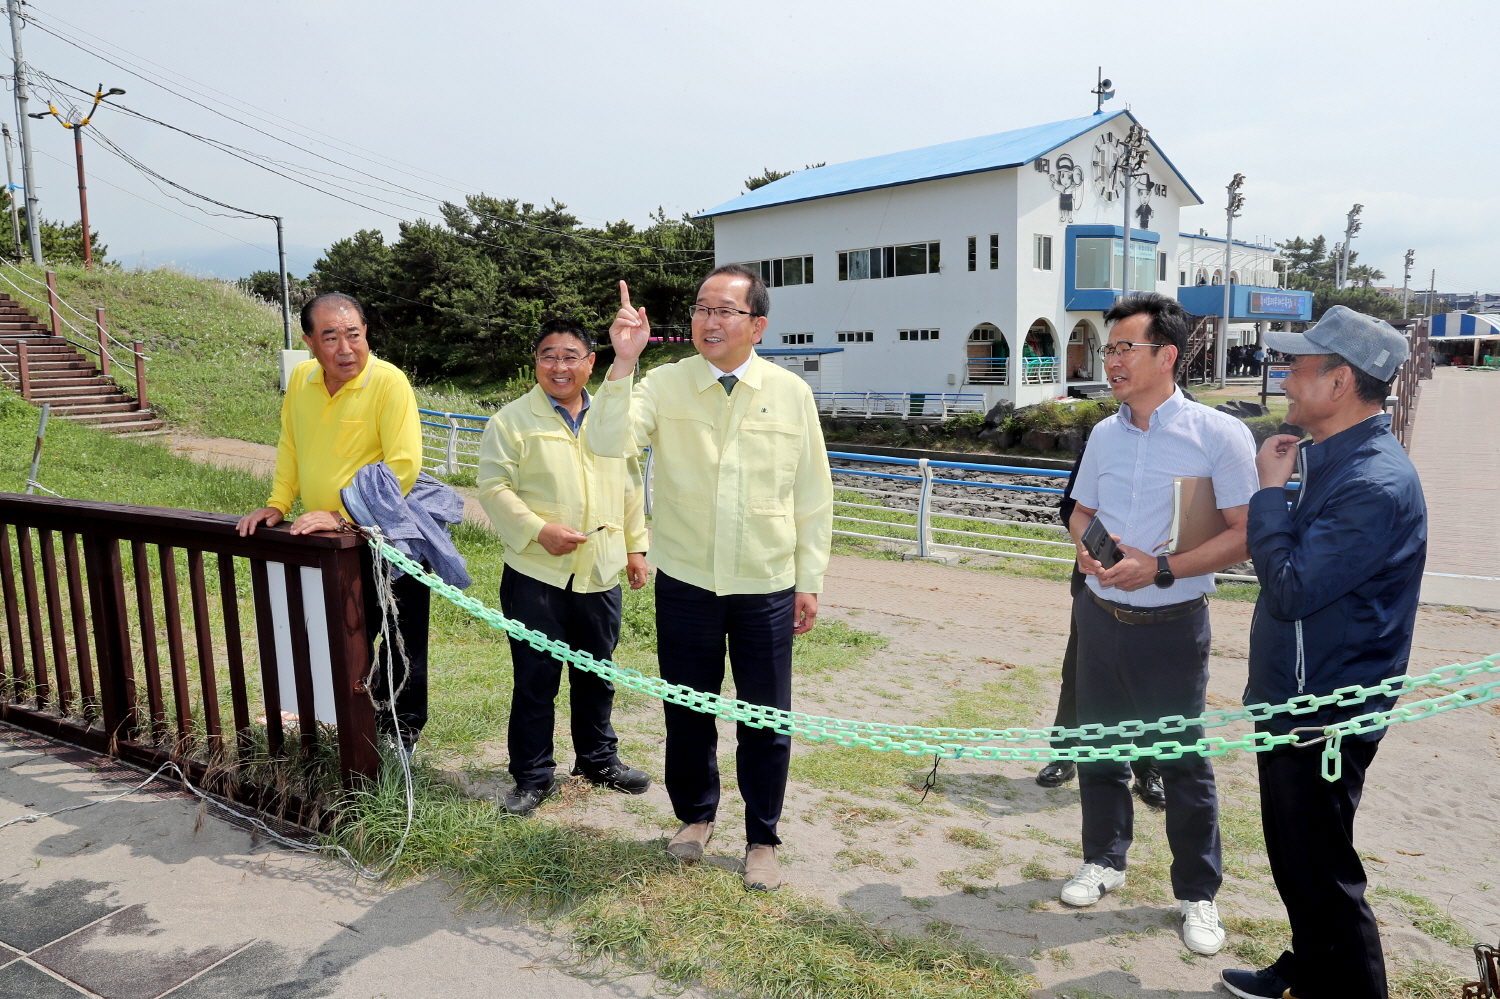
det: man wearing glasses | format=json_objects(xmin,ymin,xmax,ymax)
[
  {"xmin": 591, "ymin": 266, "xmax": 832, "ymax": 892},
  {"xmin": 478, "ymin": 319, "xmax": 652, "ymax": 816},
  {"xmin": 1061, "ymin": 292, "xmax": 1258, "ymax": 958}
]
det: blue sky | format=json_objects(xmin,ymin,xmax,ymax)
[{"xmin": 15, "ymin": 0, "xmax": 1495, "ymax": 295}]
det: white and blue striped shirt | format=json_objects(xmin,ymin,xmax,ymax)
[{"xmin": 1072, "ymin": 388, "xmax": 1258, "ymax": 607}]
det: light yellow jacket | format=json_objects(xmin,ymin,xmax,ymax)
[
  {"xmin": 588, "ymin": 353, "xmax": 832, "ymax": 595},
  {"xmin": 477, "ymin": 384, "xmax": 648, "ymax": 593},
  {"xmin": 268, "ymin": 354, "xmax": 421, "ymax": 518}
]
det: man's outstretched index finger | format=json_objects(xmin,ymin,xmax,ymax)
[{"xmin": 619, "ymin": 280, "xmax": 632, "ymax": 310}]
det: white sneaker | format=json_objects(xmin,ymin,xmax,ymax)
[
  {"xmin": 1180, "ymin": 898, "xmax": 1225, "ymax": 955},
  {"xmin": 1059, "ymin": 862, "xmax": 1126, "ymax": 907}
]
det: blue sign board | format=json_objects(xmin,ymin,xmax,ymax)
[{"xmin": 1249, "ymin": 292, "xmax": 1303, "ymax": 315}]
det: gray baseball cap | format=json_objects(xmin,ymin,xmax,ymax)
[{"xmin": 1262, "ymin": 305, "xmax": 1409, "ymax": 380}]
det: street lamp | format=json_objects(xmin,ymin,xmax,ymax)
[
  {"xmin": 1337, "ymin": 204, "xmax": 1363, "ymax": 290},
  {"xmin": 1402, "ymin": 249, "xmax": 1415, "ymax": 320},
  {"xmin": 29, "ymin": 84, "xmax": 126, "ymax": 270},
  {"xmin": 1218, "ymin": 173, "xmax": 1245, "ymax": 388},
  {"xmin": 1118, "ymin": 122, "xmax": 1150, "ymax": 295}
]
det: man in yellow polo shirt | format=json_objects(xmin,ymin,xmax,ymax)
[
  {"xmin": 237, "ymin": 292, "xmax": 426, "ymax": 751},
  {"xmin": 478, "ymin": 318, "xmax": 652, "ymax": 816},
  {"xmin": 593, "ymin": 265, "xmax": 833, "ymax": 892}
]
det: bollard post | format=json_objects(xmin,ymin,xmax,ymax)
[
  {"xmin": 17, "ymin": 339, "xmax": 29, "ymax": 400},
  {"xmin": 444, "ymin": 414, "xmax": 460, "ymax": 474},
  {"xmin": 916, "ymin": 457, "xmax": 933, "ymax": 558},
  {"xmin": 44, "ymin": 270, "xmax": 60, "ymax": 337},
  {"xmin": 95, "ymin": 307, "xmax": 110, "ymax": 377},
  {"xmin": 132, "ymin": 341, "xmax": 147, "ymax": 410}
]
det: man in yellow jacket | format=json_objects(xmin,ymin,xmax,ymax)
[
  {"xmin": 236, "ymin": 293, "xmax": 427, "ymax": 751},
  {"xmin": 478, "ymin": 319, "xmax": 652, "ymax": 816},
  {"xmin": 593, "ymin": 266, "xmax": 833, "ymax": 891}
]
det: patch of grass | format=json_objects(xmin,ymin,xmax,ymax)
[
  {"xmin": 571, "ymin": 864, "xmax": 1035, "ymax": 999},
  {"xmin": 1019, "ymin": 858, "xmax": 1055, "ymax": 881},
  {"xmin": 927, "ymin": 667, "xmax": 1046, "ymax": 731},
  {"xmin": 1371, "ymin": 885, "xmax": 1473, "ymax": 947},
  {"xmin": 1223, "ymin": 914, "xmax": 1290, "ymax": 967},
  {"xmin": 944, "ymin": 826, "xmax": 994, "ymax": 850},
  {"xmin": 1388, "ymin": 958, "xmax": 1470, "ymax": 999},
  {"xmin": 789, "ymin": 744, "xmax": 929, "ymax": 796},
  {"xmin": 1211, "ymin": 581, "xmax": 1261, "ymax": 602},
  {"xmin": 834, "ymin": 848, "xmax": 913, "ymax": 874}
]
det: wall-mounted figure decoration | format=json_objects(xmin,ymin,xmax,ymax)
[
  {"xmin": 1050, "ymin": 153, "xmax": 1085, "ymax": 222},
  {"xmin": 1135, "ymin": 201, "xmax": 1154, "ymax": 230}
]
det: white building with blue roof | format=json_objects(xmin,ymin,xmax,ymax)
[{"xmin": 698, "ymin": 110, "xmax": 1304, "ymax": 411}]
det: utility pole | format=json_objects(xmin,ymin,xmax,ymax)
[
  {"xmin": 2, "ymin": 124, "xmax": 21, "ymax": 259},
  {"xmin": 274, "ymin": 216, "xmax": 292, "ymax": 350},
  {"xmin": 1091, "ymin": 68, "xmax": 1114, "ymax": 115},
  {"xmin": 1427, "ymin": 269, "xmax": 1435, "ymax": 317},
  {"xmin": 1219, "ymin": 173, "xmax": 1245, "ymax": 388},
  {"xmin": 7, "ymin": 0, "xmax": 41, "ymax": 264},
  {"xmin": 1401, "ymin": 249, "xmax": 1414, "ymax": 320},
  {"xmin": 30, "ymin": 85, "xmax": 125, "ymax": 270},
  {"xmin": 1337, "ymin": 204, "xmax": 1363, "ymax": 290}
]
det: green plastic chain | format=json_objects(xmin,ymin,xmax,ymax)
[{"xmin": 373, "ymin": 542, "xmax": 1500, "ymax": 782}]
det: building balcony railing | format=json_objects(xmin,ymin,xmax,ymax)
[
  {"xmin": 1019, "ymin": 357, "xmax": 1062, "ymax": 385},
  {"xmin": 813, "ymin": 392, "xmax": 985, "ymax": 420},
  {"xmin": 965, "ymin": 357, "xmax": 1008, "ymax": 385}
]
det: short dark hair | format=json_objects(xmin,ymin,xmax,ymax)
[
  {"xmin": 1103, "ymin": 292, "xmax": 1190, "ymax": 372},
  {"xmin": 533, "ymin": 318, "xmax": 594, "ymax": 354},
  {"xmin": 1318, "ymin": 352, "xmax": 1394, "ymax": 405},
  {"xmin": 697, "ymin": 263, "xmax": 770, "ymax": 318},
  {"xmin": 300, "ymin": 292, "xmax": 367, "ymax": 334}
]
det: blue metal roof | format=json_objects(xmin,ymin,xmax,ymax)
[{"xmin": 699, "ymin": 111, "xmax": 1203, "ymax": 218}]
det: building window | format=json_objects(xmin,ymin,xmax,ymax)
[
  {"xmin": 898, "ymin": 328, "xmax": 940, "ymax": 341},
  {"xmin": 1159, "ymin": 252, "xmax": 1168, "ymax": 282},
  {"xmin": 837, "ymin": 242, "xmax": 940, "ymax": 281},
  {"xmin": 967, "ymin": 236, "xmax": 976, "ymax": 271},
  {"xmin": 989, "ymin": 234, "xmax": 999, "ymax": 269},
  {"xmin": 836, "ymin": 330, "xmax": 873, "ymax": 343},
  {"xmin": 1032, "ymin": 234, "xmax": 1052, "ymax": 270},
  {"xmin": 1074, "ymin": 236, "xmax": 1154, "ymax": 290},
  {"xmin": 743, "ymin": 255, "xmax": 813, "ymax": 288},
  {"xmin": 1180, "ymin": 270, "xmax": 1188, "ymax": 286},
  {"xmin": 781, "ymin": 333, "xmax": 814, "ymax": 345}
]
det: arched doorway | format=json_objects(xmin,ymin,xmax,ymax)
[
  {"xmin": 1022, "ymin": 319, "xmax": 1059, "ymax": 384},
  {"xmin": 966, "ymin": 324, "xmax": 1009, "ymax": 384},
  {"xmin": 1067, "ymin": 320, "xmax": 1098, "ymax": 381}
]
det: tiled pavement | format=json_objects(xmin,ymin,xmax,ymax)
[{"xmin": 0, "ymin": 723, "xmax": 697, "ymax": 999}]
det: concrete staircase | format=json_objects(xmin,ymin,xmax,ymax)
[{"xmin": 0, "ymin": 293, "xmax": 163, "ymax": 435}]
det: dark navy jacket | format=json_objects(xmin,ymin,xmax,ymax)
[{"xmin": 1245, "ymin": 414, "xmax": 1426, "ymax": 739}]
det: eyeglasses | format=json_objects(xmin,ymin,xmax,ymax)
[
  {"xmin": 536, "ymin": 353, "xmax": 590, "ymax": 366},
  {"xmin": 688, "ymin": 305, "xmax": 757, "ymax": 321},
  {"xmin": 1102, "ymin": 341, "xmax": 1166, "ymax": 358}
]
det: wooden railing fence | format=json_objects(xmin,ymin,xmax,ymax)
[{"xmin": 0, "ymin": 494, "xmax": 378, "ymax": 821}]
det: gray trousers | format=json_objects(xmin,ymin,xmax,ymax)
[{"xmin": 1073, "ymin": 589, "xmax": 1223, "ymax": 902}]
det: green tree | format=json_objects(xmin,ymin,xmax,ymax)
[
  {"xmin": 0, "ymin": 190, "xmax": 108, "ymax": 265},
  {"xmin": 237, "ymin": 270, "xmax": 315, "ymax": 310},
  {"xmin": 1346, "ymin": 264, "xmax": 1385, "ymax": 288},
  {"xmin": 743, "ymin": 163, "xmax": 826, "ymax": 192}
]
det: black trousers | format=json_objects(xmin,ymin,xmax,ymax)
[
  {"xmin": 655, "ymin": 571, "xmax": 794, "ymax": 847},
  {"xmin": 366, "ymin": 569, "xmax": 431, "ymax": 744},
  {"xmin": 1073, "ymin": 589, "xmax": 1222, "ymax": 901},
  {"xmin": 500, "ymin": 565, "xmax": 622, "ymax": 790},
  {"xmin": 1051, "ymin": 608, "xmax": 1158, "ymax": 780},
  {"xmin": 1260, "ymin": 733, "xmax": 1386, "ymax": 999}
]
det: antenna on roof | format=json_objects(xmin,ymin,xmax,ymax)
[{"xmin": 1092, "ymin": 68, "xmax": 1115, "ymax": 115}]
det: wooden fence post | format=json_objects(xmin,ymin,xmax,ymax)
[
  {"xmin": 82, "ymin": 533, "xmax": 136, "ymax": 744},
  {"xmin": 44, "ymin": 271, "xmax": 60, "ymax": 338},
  {"xmin": 95, "ymin": 307, "xmax": 110, "ymax": 377},
  {"xmin": 321, "ymin": 544, "xmax": 378, "ymax": 790},
  {"xmin": 16, "ymin": 341, "xmax": 28, "ymax": 400},
  {"xmin": 133, "ymin": 341, "xmax": 147, "ymax": 410}
]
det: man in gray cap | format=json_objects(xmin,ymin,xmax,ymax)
[{"xmin": 1220, "ymin": 306, "xmax": 1427, "ymax": 999}]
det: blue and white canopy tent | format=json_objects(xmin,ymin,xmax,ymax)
[{"xmin": 1429, "ymin": 312, "xmax": 1500, "ymax": 366}]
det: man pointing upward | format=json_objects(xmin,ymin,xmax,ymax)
[{"xmin": 589, "ymin": 269, "xmax": 833, "ymax": 892}]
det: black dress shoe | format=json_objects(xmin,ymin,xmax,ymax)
[
  {"xmin": 572, "ymin": 760, "xmax": 651, "ymax": 794},
  {"xmin": 1036, "ymin": 761, "xmax": 1077, "ymax": 787},
  {"xmin": 503, "ymin": 781, "xmax": 557, "ymax": 817},
  {"xmin": 1132, "ymin": 770, "xmax": 1166, "ymax": 809}
]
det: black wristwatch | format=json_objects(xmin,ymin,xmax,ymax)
[{"xmin": 1154, "ymin": 555, "xmax": 1175, "ymax": 589}]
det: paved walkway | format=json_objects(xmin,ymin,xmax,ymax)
[{"xmin": 1406, "ymin": 367, "xmax": 1500, "ymax": 609}]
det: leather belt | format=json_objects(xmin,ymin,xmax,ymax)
[{"xmin": 1090, "ymin": 592, "xmax": 1207, "ymax": 626}]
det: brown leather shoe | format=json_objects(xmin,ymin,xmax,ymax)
[
  {"xmin": 742, "ymin": 844, "xmax": 781, "ymax": 892},
  {"xmin": 666, "ymin": 821, "xmax": 713, "ymax": 863}
]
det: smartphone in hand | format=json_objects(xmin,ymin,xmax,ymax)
[{"xmin": 1081, "ymin": 515, "xmax": 1125, "ymax": 568}]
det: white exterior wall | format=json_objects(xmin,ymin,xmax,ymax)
[{"xmin": 713, "ymin": 121, "xmax": 1196, "ymax": 411}]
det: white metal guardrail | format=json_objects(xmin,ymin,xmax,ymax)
[
  {"xmin": 813, "ymin": 391, "xmax": 986, "ymax": 419},
  {"xmin": 418, "ymin": 408, "xmax": 487, "ymax": 474},
  {"xmin": 827, "ymin": 451, "xmax": 1258, "ymax": 583}
]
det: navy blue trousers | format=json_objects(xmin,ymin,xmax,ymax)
[
  {"xmin": 500, "ymin": 566, "xmax": 622, "ymax": 790},
  {"xmin": 1073, "ymin": 589, "xmax": 1222, "ymax": 902},
  {"xmin": 1261, "ymin": 733, "xmax": 1387, "ymax": 999},
  {"xmin": 655, "ymin": 571, "xmax": 794, "ymax": 846}
]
